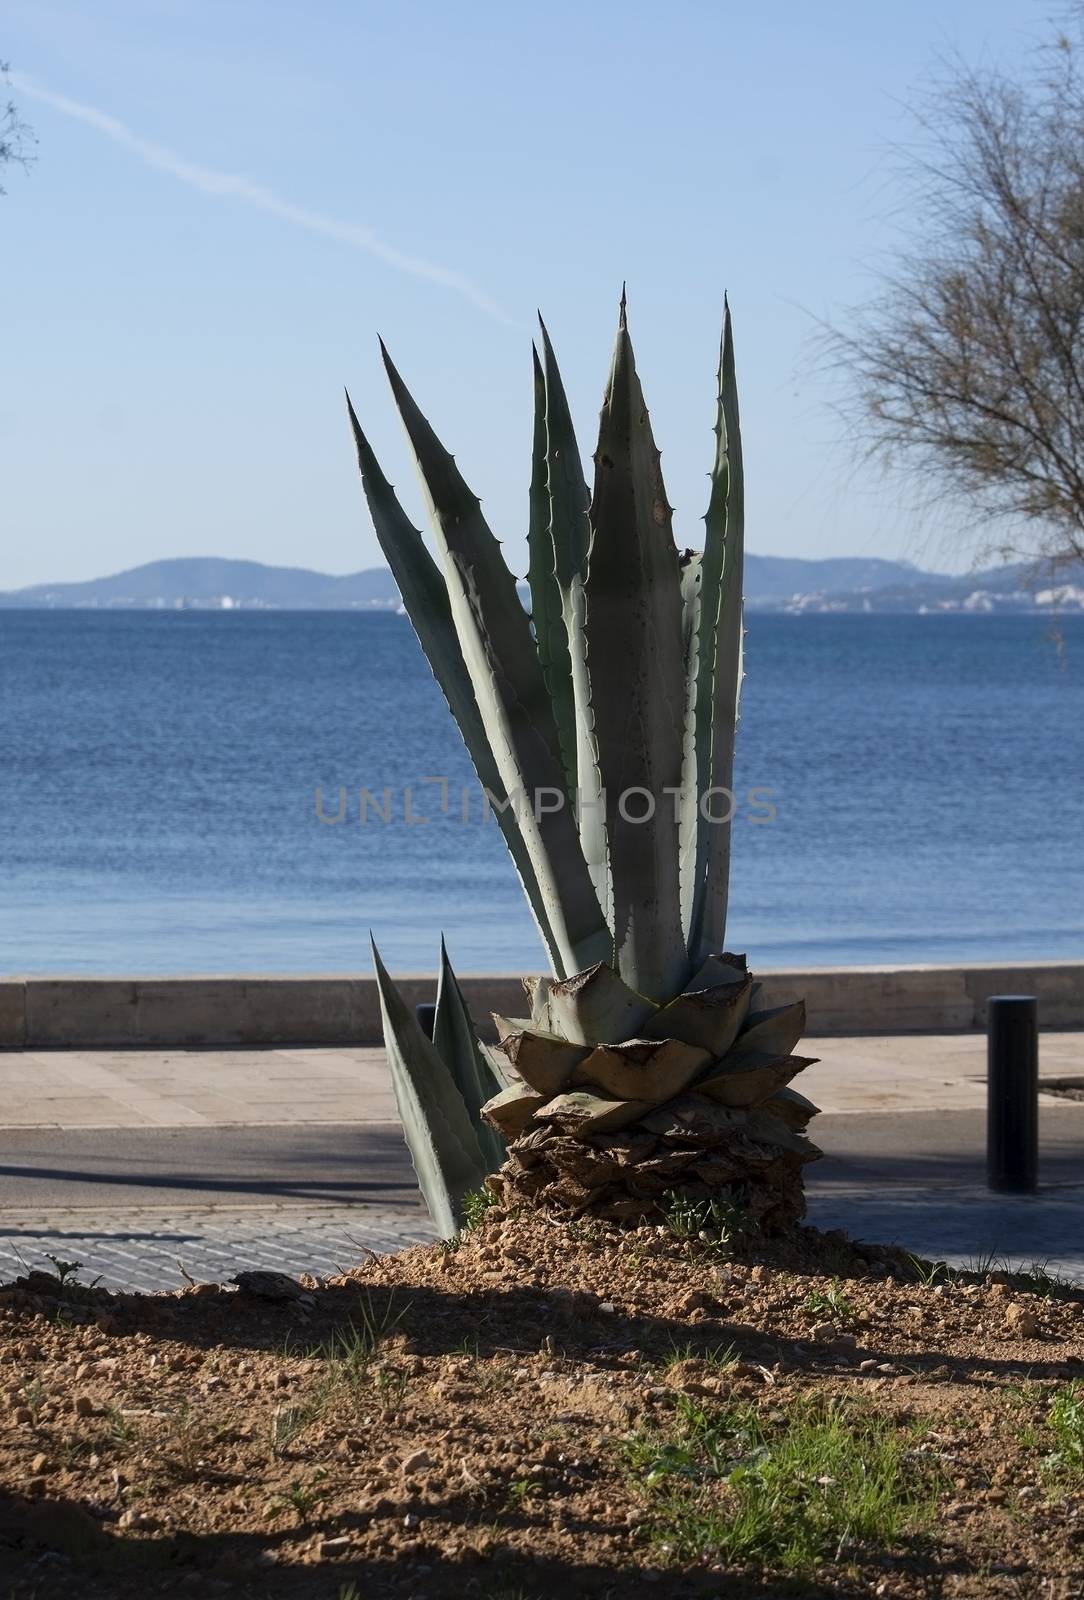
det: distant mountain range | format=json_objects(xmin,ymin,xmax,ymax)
[
  {"xmin": 1, "ymin": 554, "xmax": 1082, "ymax": 614},
  {"xmin": 0, "ymin": 558, "xmax": 401, "ymax": 611}
]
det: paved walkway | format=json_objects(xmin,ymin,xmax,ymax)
[
  {"xmin": 0, "ymin": 1204, "xmax": 433, "ymax": 1293},
  {"xmin": 0, "ymin": 1045, "xmax": 398, "ymax": 1128},
  {"xmin": 2, "ymin": 1031, "xmax": 1081, "ymax": 1128},
  {"xmin": 0, "ymin": 1033, "xmax": 1080, "ymax": 1290}
]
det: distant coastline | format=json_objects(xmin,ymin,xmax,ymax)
[{"xmin": 2, "ymin": 553, "xmax": 1082, "ymax": 615}]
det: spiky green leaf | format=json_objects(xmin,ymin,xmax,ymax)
[
  {"xmin": 766, "ymin": 1085, "xmax": 821, "ymax": 1132},
  {"xmin": 346, "ymin": 393, "xmax": 565, "ymax": 975},
  {"xmin": 688, "ymin": 299, "xmax": 745, "ymax": 961},
  {"xmin": 677, "ymin": 548, "xmax": 704, "ymax": 937},
  {"xmin": 371, "ymin": 938, "xmax": 489, "ymax": 1238},
  {"xmin": 379, "ymin": 347, "xmax": 612, "ymax": 979},
  {"xmin": 537, "ymin": 318, "xmax": 612, "ymax": 927},
  {"xmin": 527, "ymin": 344, "xmax": 578, "ymax": 793},
  {"xmin": 585, "ymin": 296, "xmax": 688, "ymax": 1001},
  {"xmin": 432, "ymin": 937, "xmax": 506, "ymax": 1172}
]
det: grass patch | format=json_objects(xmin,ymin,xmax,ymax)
[
  {"xmin": 906, "ymin": 1255, "xmax": 956, "ymax": 1288},
  {"xmin": 909, "ymin": 1248, "xmax": 1077, "ymax": 1301},
  {"xmin": 662, "ymin": 1340, "xmax": 739, "ymax": 1373},
  {"xmin": 313, "ymin": 1310, "xmax": 392, "ymax": 1383},
  {"xmin": 1044, "ymin": 1383, "xmax": 1084, "ymax": 1482},
  {"xmin": 625, "ymin": 1393, "xmax": 939, "ymax": 1574},
  {"xmin": 961, "ymin": 1246, "xmax": 1002, "ymax": 1279},
  {"xmin": 1010, "ymin": 1260, "xmax": 1077, "ymax": 1300},
  {"xmin": 956, "ymin": 1250, "xmax": 1076, "ymax": 1299},
  {"xmin": 275, "ymin": 1298, "xmax": 407, "ymax": 1451}
]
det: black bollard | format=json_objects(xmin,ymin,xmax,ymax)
[
  {"xmin": 415, "ymin": 1002, "xmax": 437, "ymax": 1041},
  {"xmin": 986, "ymin": 994, "xmax": 1039, "ymax": 1193}
]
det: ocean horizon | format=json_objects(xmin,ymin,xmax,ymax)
[{"xmin": 2, "ymin": 609, "xmax": 1082, "ymax": 977}]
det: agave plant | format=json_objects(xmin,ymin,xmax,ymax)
[{"xmin": 351, "ymin": 295, "xmax": 821, "ymax": 1237}]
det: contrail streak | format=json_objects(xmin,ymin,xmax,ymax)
[{"xmin": 12, "ymin": 73, "xmax": 514, "ymax": 324}]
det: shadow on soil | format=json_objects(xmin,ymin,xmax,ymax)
[
  {"xmin": 14, "ymin": 1269, "xmax": 1080, "ymax": 1388},
  {"xmin": 0, "ymin": 1485, "xmax": 914, "ymax": 1600}
]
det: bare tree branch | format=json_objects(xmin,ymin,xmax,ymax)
[
  {"xmin": 1, "ymin": 60, "xmax": 37, "ymax": 197},
  {"xmin": 825, "ymin": 14, "xmax": 1084, "ymax": 570}
]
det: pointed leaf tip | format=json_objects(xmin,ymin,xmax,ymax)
[{"xmin": 537, "ymin": 314, "xmax": 561, "ymax": 372}]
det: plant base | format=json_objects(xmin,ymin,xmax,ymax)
[{"xmin": 487, "ymin": 1120, "xmax": 819, "ymax": 1234}]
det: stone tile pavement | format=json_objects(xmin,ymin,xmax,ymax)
[
  {"xmin": 0, "ymin": 1203, "xmax": 433, "ymax": 1294},
  {"xmin": 805, "ymin": 1186, "xmax": 1084, "ymax": 1283}
]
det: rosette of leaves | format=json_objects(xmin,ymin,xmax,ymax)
[{"xmin": 355, "ymin": 295, "xmax": 821, "ymax": 1237}]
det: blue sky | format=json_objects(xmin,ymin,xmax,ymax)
[{"xmin": 1, "ymin": 0, "xmax": 1049, "ymax": 589}]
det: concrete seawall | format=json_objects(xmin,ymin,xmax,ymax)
[{"xmin": 0, "ymin": 962, "xmax": 1080, "ymax": 1048}]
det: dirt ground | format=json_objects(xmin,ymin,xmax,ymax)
[{"xmin": 1, "ymin": 1209, "xmax": 1082, "ymax": 1598}]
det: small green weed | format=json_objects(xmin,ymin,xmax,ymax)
[
  {"xmin": 291, "ymin": 1296, "xmax": 405, "ymax": 1422},
  {"xmin": 271, "ymin": 1469, "xmax": 328, "ymax": 1524},
  {"xmin": 961, "ymin": 1246, "xmax": 1002, "ymax": 1280},
  {"xmin": 802, "ymin": 1280, "xmax": 859, "ymax": 1329},
  {"xmin": 166, "ymin": 1401, "xmax": 205, "ymax": 1475},
  {"xmin": 58, "ymin": 1433, "xmax": 98, "ymax": 1469},
  {"xmin": 564, "ymin": 1217, "xmax": 606, "ymax": 1247},
  {"xmin": 461, "ymin": 1188, "xmax": 498, "ymax": 1232},
  {"xmin": 316, "ymin": 1310, "xmax": 389, "ymax": 1381},
  {"xmin": 906, "ymin": 1255, "xmax": 957, "ymax": 1288},
  {"xmin": 373, "ymin": 1365, "xmax": 409, "ymax": 1408},
  {"xmin": 505, "ymin": 1475, "xmax": 541, "ymax": 1511},
  {"xmin": 270, "ymin": 1403, "xmax": 312, "ymax": 1457},
  {"xmin": 663, "ymin": 1340, "xmax": 738, "ymax": 1373},
  {"xmin": 663, "ymin": 1190, "xmax": 752, "ymax": 1248},
  {"xmin": 22, "ymin": 1378, "xmax": 47, "ymax": 1424},
  {"xmin": 44, "ymin": 1253, "xmax": 85, "ymax": 1286},
  {"xmin": 626, "ymin": 1392, "xmax": 939, "ymax": 1574},
  {"xmin": 1044, "ymin": 1383, "xmax": 1084, "ymax": 1482},
  {"xmin": 105, "ymin": 1404, "xmax": 139, "ymax": 1445}
]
